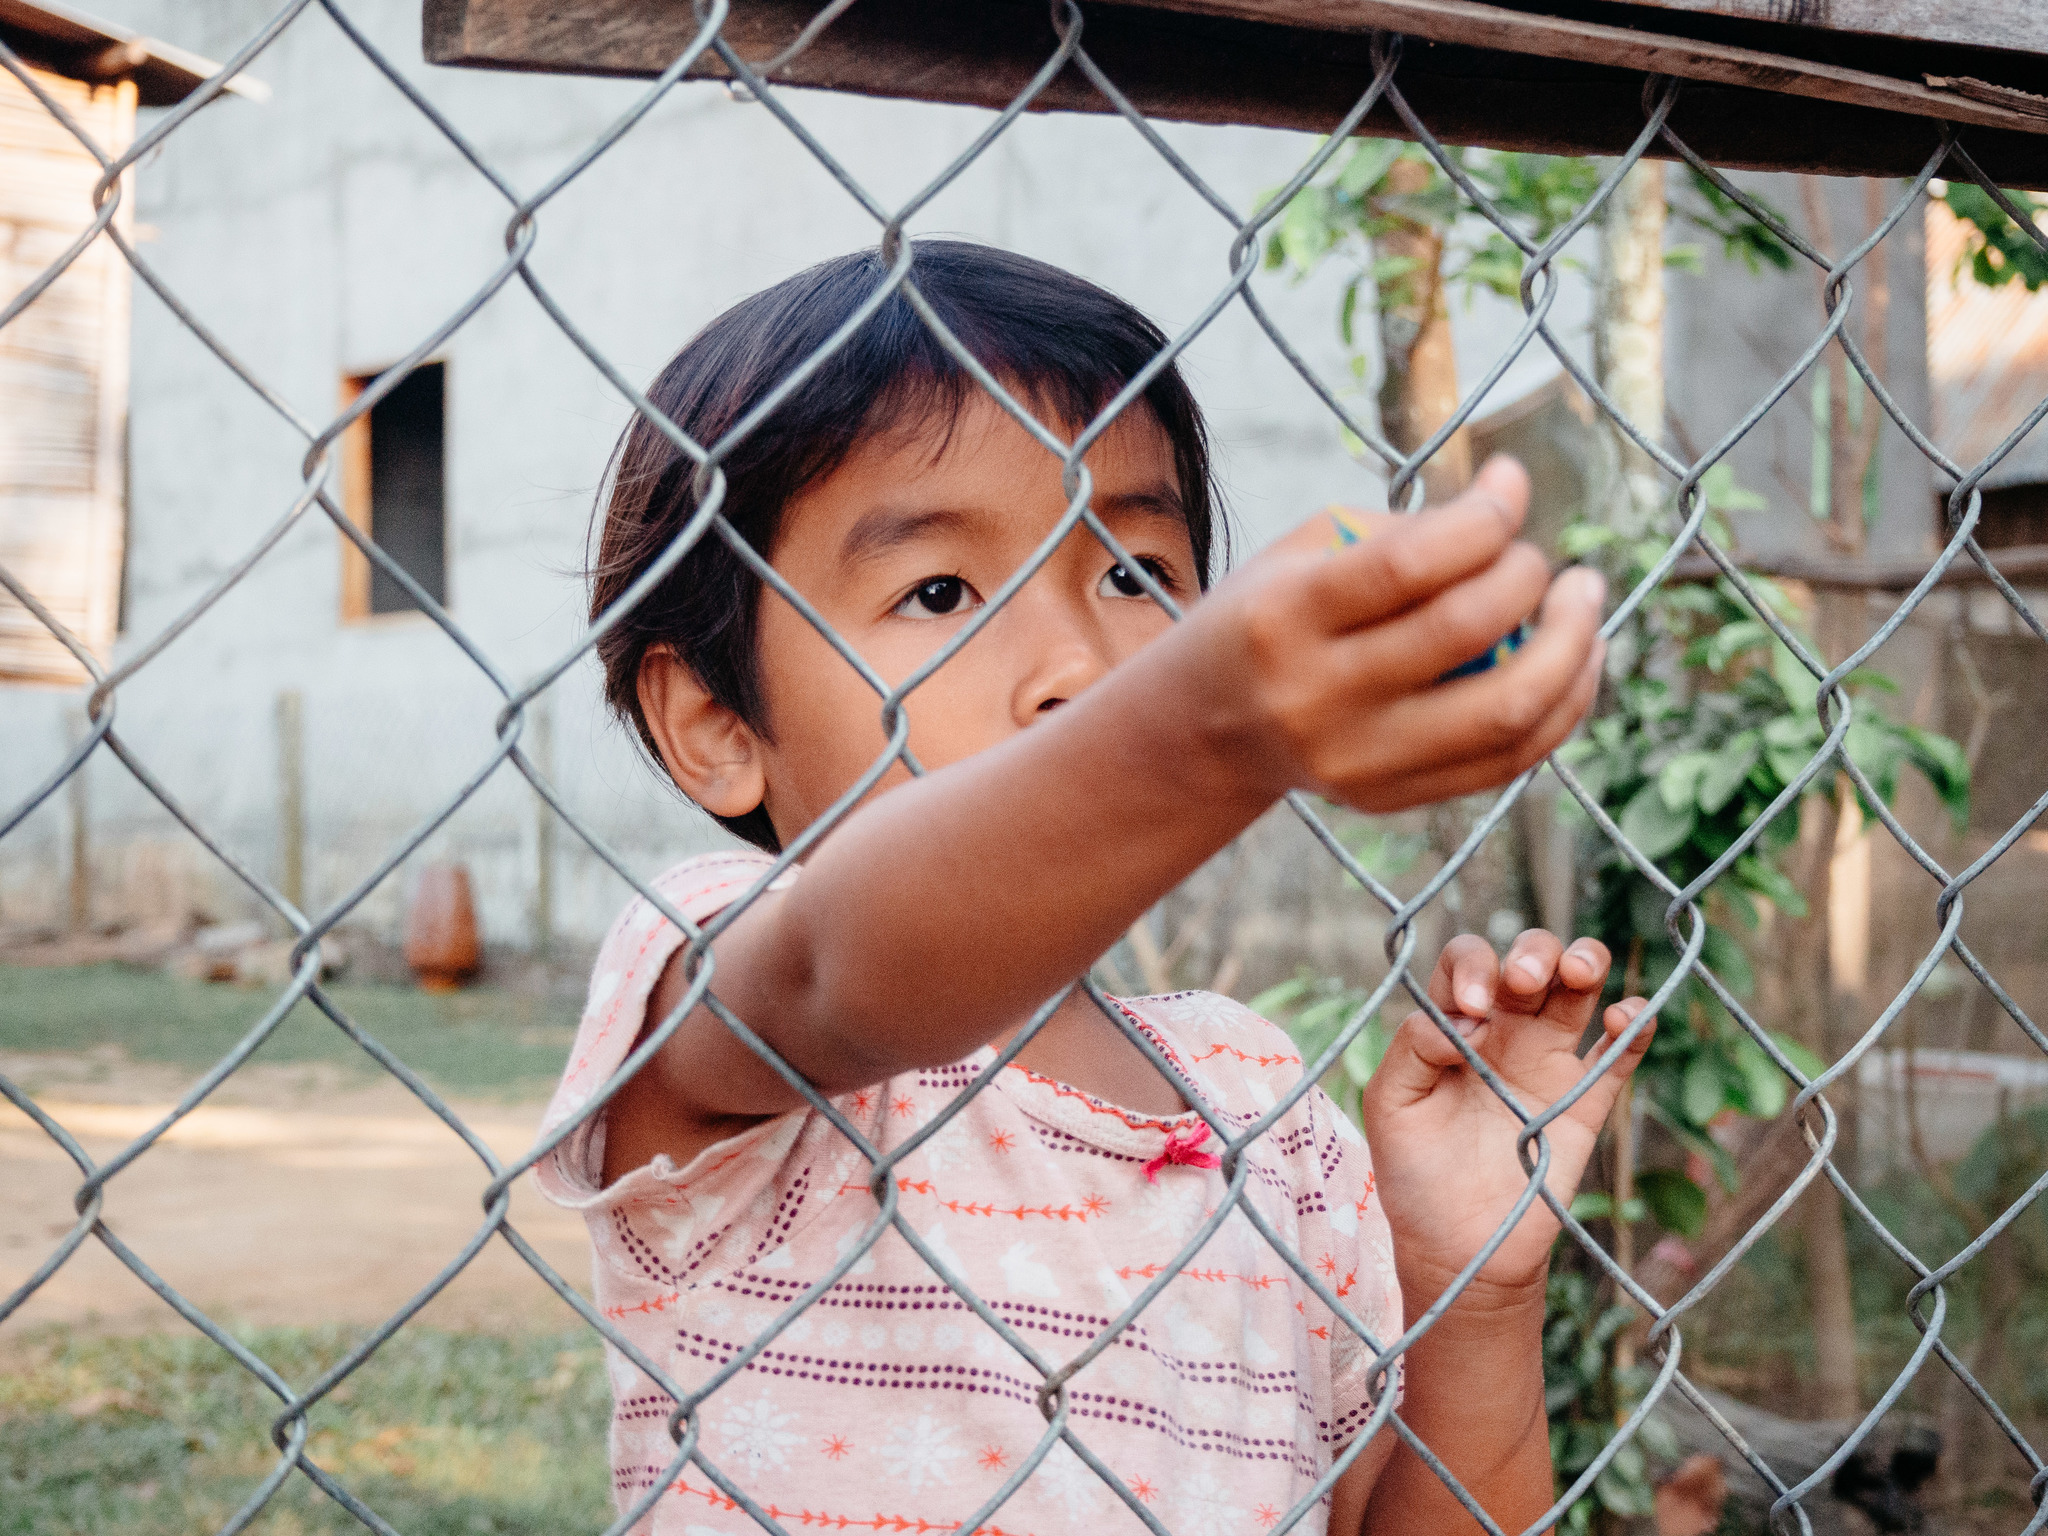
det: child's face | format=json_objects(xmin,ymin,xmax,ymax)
[{"xmin": 642, "ymin": 393, "xmax": 1197, "ymax": 846}]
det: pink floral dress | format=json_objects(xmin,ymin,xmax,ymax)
[{"xmin": 536, "ymin": 851, "xmax": 1403, "ymax": 1535}]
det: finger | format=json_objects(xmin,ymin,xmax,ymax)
[
  {"xmin": 1326, "ymin": 567, "xmax": 1605, "ymax": 781},
  {"xmin": 1427, "ymin": 934, "xmax": 1500, "ymax": 1020},
  {"xmin": 1336, "ymin": 541, "xmax": 1554, "ymax": 693},
  {"xmin": 1337, "ymin": 638, "xmax": 1605, "ymax": 811},
  {"xmin": 1559, "ymin": 999, "xmax": 1658, "ymax": 1135},
  {"xmin": 1366, "ymin": 1006, "xmax": 1493, "ymax": 1110},
  {"xmin": 1556, "ymin": 936, "xmax": 1612, "ymax": 996},
  {"xmin": 1301, "ymin": 457, "xmax": 1532, "ymax": 633},
  {"xmin": 1500, "ymin": 929, "xmax": 1565, "ymax": 1009}
]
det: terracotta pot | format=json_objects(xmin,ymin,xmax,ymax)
[{"xmin": 404, "ymin": 863, "xmax": 480, "ymax": 992}]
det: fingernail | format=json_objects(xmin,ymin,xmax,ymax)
[
  {"xmin": 1460, "ymin": 985, "xmax": 1491, "ymax": 1013},
  {"xmin": 1452, "ymin": 1014, "xmax": 1480, "ymax": 1037},
  {"xmin": 1512, "ymin": 956, "xmax": 1545, "ymax": 985},
  {"xmin": 1573, "ymin": 567, "xmax": 1608, "ymax": 606}
]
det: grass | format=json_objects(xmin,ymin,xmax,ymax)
[
  {"xmin": 0, "ymin": 1325, "xmax": 613, "ymax": 1536},
  {"xmin": 0, "ymin": 964, "xmax": 579, "ymax": 1102}
]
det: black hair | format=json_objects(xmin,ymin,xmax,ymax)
[{"xmin": 590, "ymin": 239, "xmax": 1222, "ymax": 852}]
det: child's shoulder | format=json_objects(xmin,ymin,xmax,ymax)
[{"xmin": 590, "ymin": 850, "xmax": 784, "ymax": 966}]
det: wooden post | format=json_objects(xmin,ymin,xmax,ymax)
[
  {"xmin": 66, "ymin": 712, "xmax": 90, "ymax": 932},
  {"xmin": 532, "ymin": 696, "xmax": 554, "ymax": 959},
  {"xmin": 276, "ymin": 690, "xmax": 305, "ymax": 914}
]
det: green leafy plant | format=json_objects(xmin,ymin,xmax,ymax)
[
  {"xmin": 1941, "ymin": 181, "xmax": 2048, "ymax": 293},
  {"xmin": 1544, "ymin": 1270, "xmax": 1679, "ymax": 1535},
  {"xmin": 1560, "ymin": 497, "xmax": 1969, "ymax": 1200},
  {"xmin": 1265, "ymin": 141, "xmax": 1793, "ymax": 350}
]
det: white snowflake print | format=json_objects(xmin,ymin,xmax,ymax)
[
  {"xmin": 709, "ymin": 1391, "xmax": 804, "ymax": 1477},
  {"xmin": 893, "ymin": 1321, "xmax": 926, "ymax": 1350},
  {"xmin": 860, "ymin": 1323, "xmax": 888, "ymax": 1349},
  {"xmin": 932, "ymin": 1322, "xmax": 964, "ymax": 1351},
  {"xmin": 819, "ymin": 1319, "xmax": 851, "ymax": 1348},
  {"xmin": 1137, "ymin": 1175, "xmax": 1208, "ymax": 1239},
  {"xmin": 1025, "ymin": 1441, "xmax": 1107, "ymax": 1520},
  {"xmin": 877, "ymin": 1409, "xmax": 967, "ymax": 1492},
  {"xmin": 917, "ymin": 1111, "xmax": 976, "ymax": 1173},
  {"xmin": 1171, "ymin": 1466, "xmax": 1249, "ymax": 1536}
]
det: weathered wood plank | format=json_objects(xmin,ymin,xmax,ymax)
[
  {"xmin": 1613, "ymin": 0, "xmax": 2048, "ymax": 61},
  {"xmin": 424, "ymin": 0, "xmax": 2048, "ymax": 181},
  {"xmin": 0, "ymin": 64, "xmax": 132, "ymax": 685},
  {"xmin": 1140, "ymin": 0, "xmax": 2048, "ymax": 133}
]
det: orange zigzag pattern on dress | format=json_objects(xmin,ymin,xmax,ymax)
[
  {"xmin": 664, "ymin": 1474, "xmax": 1042, "ymax": 1534},
  {"xmin": 1112, "ymin": 1263, "xmax": 1290, "ymax": 1290},
  {"xmin": 893, "ymin": 1178, "xmax": 1110, "ymax": 1222},
  {"xmin": 1188, "ymin": 1042, "xmax": 1302, "ymax": 1069}
]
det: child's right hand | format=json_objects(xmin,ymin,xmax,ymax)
[{"xmin": 1170, "ymin": 455, "xmax": 1604, "ymax": 813}]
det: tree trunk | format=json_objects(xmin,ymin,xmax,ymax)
[
  {"xmin": 1788, "ymin": 176, "xmax": 1896, "ymax": 1421},
  {"xmin": 1596, "ymin": 160, "xmax": 1668, "ymax": 541},
  {"xmin": 1375, "ymin": 157, "xmax": 1472, "ymax": 503}
]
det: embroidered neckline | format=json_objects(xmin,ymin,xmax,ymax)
[{"xmin": 992, "ymin": 997, "xmax": 1210, "ymax": 1150}]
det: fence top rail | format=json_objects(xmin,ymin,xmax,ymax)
[{"xmin": 425, "ymin": 0, "xmax": 2048, "ymax": 180}]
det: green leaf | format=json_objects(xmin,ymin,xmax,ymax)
[
  {"xmin": 1637, "ymin": 1169, "xmax": 1709, "ymax": 1239},
  {"xmin": 1700, "ymin": 461, "xmax": 1769, "ymax": 514},
  {"xmin": 1770, "ymin": 641, "xmax": 1821, "ymax": 713},
  {"xmin": 1248, "ymin": 975, "xmax": 1313, "ymax": 1018},
  {"xmin": 1698, "ymin": 619, "xmax": 1771, "ymax": 673},
  {"xmin": 1732, "ymin": 853, "xmax": 1808, "ymax": 918},
  {"xmin": 1903, "ymin": 724, "xmax": 1972, "ymax": 831},
  {"xmin": 1699, "ymin": 923, "xmax": 1754, "ymax": 996},
  {"xmin": 1681, "ymin": 1053, "xmax": 1726, "ymax": 1127},
  {"xmin": 1619, "ymin": 782, "xmax": 1697, "ymax": 862},
  {"xmin": 1336, "ymin": 136, "xmax": 1405, "ymax": 198},
  {"xmin": 1733, "ymin": 1035, "xmax": 1788, "ymax": 1118},
  {"xmin": 1657, "ymin": 750, "xmax": 1716, "ymax": 812},
  {"xmin": 1569, "ymin": 1192, "xmax": 1614, "ymax": 1221},
  {"xmin": 1697, "ymin": 733, "xmax": 1761, "ymax": 813},
  {"xmin": 1770, "ymin": 1032, "xmax": 1826, "ymax": 1083}
]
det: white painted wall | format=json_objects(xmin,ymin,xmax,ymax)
[{"xmin": 1, "ymin": 0, "xmax": 1415, "ymax": 951}]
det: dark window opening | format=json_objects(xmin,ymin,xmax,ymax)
[
  {"xmin": 363, "ymin": 363, "xmax": 447, "ymax": 614},
  {"xmin": 1937, "ymin": 479, "xmax": 2048, "ymax": 550}
]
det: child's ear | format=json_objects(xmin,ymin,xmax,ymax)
[{"xmin": 636, "ymin": 645, "xmax": 768, "ymax": 821}]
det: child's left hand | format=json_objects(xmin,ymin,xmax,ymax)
[{"xmin": 1359, "ymin": 931, "xmax": 1656, "ymax": 1310}]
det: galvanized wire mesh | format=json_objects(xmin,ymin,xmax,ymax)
[{"xmin": 4, "ymin": 2, "xmax": 2047, "ymax": 1533}]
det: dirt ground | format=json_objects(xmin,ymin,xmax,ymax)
[{"xmin": 1, "ymin": 1049, "xmax": 593, "ymax": 1340}]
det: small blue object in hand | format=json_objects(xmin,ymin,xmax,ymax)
[
  {"xmin": 1324, "ymin": 506, "xmax": 1529, "ymax": 684},
  {"xmin": 1437, "ymin": 622, "xmax": 1528, "ymax": 682}
]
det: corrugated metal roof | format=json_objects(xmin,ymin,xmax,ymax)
[{"xmin": 1926, "ymin": 196, "xmax": 2048, "ymax": 489}]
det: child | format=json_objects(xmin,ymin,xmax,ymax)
[{"xmin": 538, "ymin": 241, "xmax": 1654, "ymax": 1535}]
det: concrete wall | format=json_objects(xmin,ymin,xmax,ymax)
[{"xmin": 0, "ymin": 0, "xmax": 1415, "ymax": 953}]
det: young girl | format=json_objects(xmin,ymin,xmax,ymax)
[{"xmin": 538, "ymin": 241, "xmax": 1654, "ymax": 1535}]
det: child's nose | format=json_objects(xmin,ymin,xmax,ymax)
[{"xmin": 1012, "ymin": 635, "xmax": 1112, "ymax": 724}]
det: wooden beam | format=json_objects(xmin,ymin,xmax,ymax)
[
  {"xmin": 1668, "ymin": 544, "xmax": 2048, "ymax": 590},
  {"xmin": 1611, "ymin": 0, "xmax": 2048, "ymax": 61},
  {"xmin": 1142, "ymin": 0, "xmax": 2048, "ymax": 137},
  {"xmin": 423, "ymin": 0, "xmax": 2048, "ymax": 182}
]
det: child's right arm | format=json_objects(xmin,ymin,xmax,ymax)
[{"xmin": 606, "ymin": 458, "xmax": 1605, "ymax": 1167}]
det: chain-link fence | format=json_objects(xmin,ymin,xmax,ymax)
[{"xmin": 4, "ymin": 2, "xmax": 2047, "ymax": 1533}]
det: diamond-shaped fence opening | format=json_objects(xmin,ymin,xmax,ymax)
[{"xmin": 3, "ymin": 0, "xmax": 2047, "ymax": 1533}]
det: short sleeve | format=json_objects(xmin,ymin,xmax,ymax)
[{"xmin": 532, "ymin": 848, "xmax": 790, "ymax": 1207}]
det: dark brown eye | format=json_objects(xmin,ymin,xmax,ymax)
[
  {"xmin": 1099, "ymin": 559, "xmax": 1169, "ymax": 599},
  {"xmin": 896, "ymin": 575, "xmax": 980, "ymax": 618}
]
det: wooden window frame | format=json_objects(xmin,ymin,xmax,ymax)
[
  {"xmin": 337, "ymin": 373, "xmax": 374, "ymax": 623},
  {"xmin": 337, "ymin": 363, "xmax": 449, "ymax": 624}
]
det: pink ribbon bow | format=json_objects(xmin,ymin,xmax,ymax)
[{"xmin": 1143, "ymin": 1123, "xmax": 1221, "ymax": 1183}]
